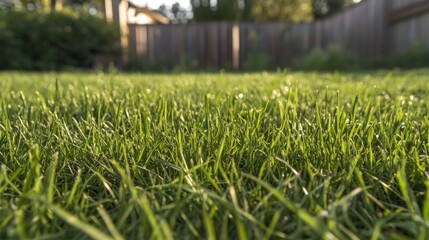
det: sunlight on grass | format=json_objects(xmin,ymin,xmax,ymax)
[{"xmin": 0, "ymin": 70, "xmax": 429, "ymax": 239}]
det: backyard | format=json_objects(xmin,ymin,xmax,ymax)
[{"xmin": 1, "ymin": 70, "xmax": 429, "ymax": 239}]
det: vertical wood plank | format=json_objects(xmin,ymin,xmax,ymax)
[{"xmin": 126, "ymin": 0, "xmax": 429, "ymax": 70}]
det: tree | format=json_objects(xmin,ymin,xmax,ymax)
[
  {"xmin": 312, "ymin": 0, "xmax": 354, "ymax": 19},
  {"xmin": 248, "ymin": 0, "xmax": 312, "ymax": 22},
  {"xmin": 157, "ymin": 2, "xmax": 192, "ymax": 24},
  {"xmin": 171, "ymin": 2, "xmax": 191, "ymax": 23},
  {"xmin": 9, "ymin": 0, "xmax": 102, "ymax": 12},
  {"xmin": 157, "ymin": 4, "xmax": 168, "ymax": 17},
  {"xmin": 191, "ymin": 0, "xmax": 242, "ymax": 21},
  {"xmin": 0, "ymin": 0, "xmax": 20, "ymax": 9},
  {"xmin": 191, "ymin": 0, "xmax": 313, "ymax": 22}
]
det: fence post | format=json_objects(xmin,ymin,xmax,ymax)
[
  {"xmin": 232, "ymin": 24, "xmax": 240, "ymax": 71},
  {"xmin": 104, "ymin": 0, "xmax": 129, "ymax": 68}
]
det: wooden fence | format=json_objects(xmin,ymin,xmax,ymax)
[
  {"xmin": 128, "ymin": 22, "xmax": 235, "ymax": 69},
  {"xmin": 390, "ymin": 0, "xmax": 429, "ymax": 54},
  {"xmin": 128, "ymin": 0, "xmax": 429, "ymax": 70}
]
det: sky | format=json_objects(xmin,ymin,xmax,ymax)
[{"xmin": 130, "ymin": 0, "xmax": 191, "ymax": 9}]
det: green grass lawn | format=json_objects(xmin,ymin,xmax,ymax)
[{"xmin": 1, "ymin": 70, "xmax": 429, "ymax": 239}]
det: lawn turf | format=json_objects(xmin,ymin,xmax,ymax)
[{"xmin": 1, "ymin": 70, "xmax": 429, "ymax": 239}]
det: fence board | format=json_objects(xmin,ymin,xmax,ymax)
[{"xmin": 127, "ymin": 0, "xmax": 429, "ymax": 70}]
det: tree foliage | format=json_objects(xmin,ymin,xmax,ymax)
[
  {"xmin": 191, "ymin": 0, "xmax": 312, "ymax": 22},
  {"xmin": 0, "ymin": 10, "xmax": 120, "ymax": 70},
  {"xmin": 191, "ymin": 0, "xmax": 242, "ymax": 21},
  {"xmin": 311, "ymin": 0, "xmax": 354, "ymax": 19},
  {"xmin": 5, "ymin": 0, "xmax": 102, "ymax": 13},
  {"xmin": 157, "ymin": 2, "xmax": 192, "ymax": 24},
  {"xmin": 249, "ymin": 0, "xmax": 312, "ymax": 22},
  {"xmin": 0, "ymin": 0, "xmax": 20, "ymax": 9}
]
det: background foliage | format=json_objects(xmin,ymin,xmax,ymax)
[
  {"xmin": 293, "ymin": 44, "xmax": 429, "ymax": 71},
  {"xmin": 190, "ymin": 0, "xmax": 354, "ymax": 22},
  {"xmin": 312, "ymin": 0, "xmax": 355, "ymax": 19},
  {"xmin": 0, "ymin": 10, "xmax": 120, "ymax": 70},
  {"xmin": 191, "ymin": 0, "xmax": 313, "ymax": 22}
]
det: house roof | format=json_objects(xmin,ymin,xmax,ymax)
[{"xmin": 128, "ymin": 2, "xmax": 170, "ymax": 24}]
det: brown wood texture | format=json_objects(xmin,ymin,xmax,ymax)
[
  {"xmin": 390, "ymin": 0, "xmax": 429, "ymax": 23},
  {"xmin": 127, "ymin": 0, "xmax": 429, "ymax": 70}
]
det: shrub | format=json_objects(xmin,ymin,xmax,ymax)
[
  {"xmin": 129, "ymin": 56, "xmax": 206, "ymax": 73},
  {"xmin": 376, "ymin": 43, "xmax": 429, "ymax": 69},
  {"xmin": 243, "ymin": 53, "xmax": 272, "ymax": 71},
  {"xmin": 173, "ymin": 56, "xmax": 199, "ymax": 72},
  {"xmin": 0, "ymin": 10, "xmax": 120, "ymax": 70},
  {"xmin": 293, "ymin": 48, "xmax": 326, "ymax": 71},
  {"xmin": 293, "ymin": 45, "xmax": 357, "ymax": 71}
]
